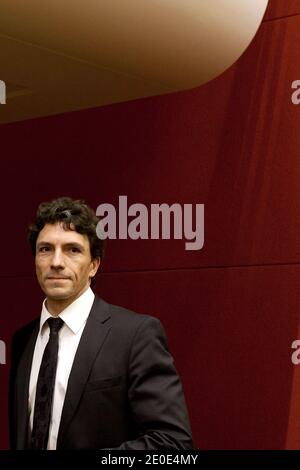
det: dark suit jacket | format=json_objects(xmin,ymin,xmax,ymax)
[{"xmin": 9, "ymin": 296, "xmax": 193, "ymax": 449}]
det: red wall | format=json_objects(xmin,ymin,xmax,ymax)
[{"xmin": 1, "ymin": 1, "xmax": 300, "ymax": 449}]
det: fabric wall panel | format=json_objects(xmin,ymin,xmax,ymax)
[
  {"xmin": 264, "ymin": 0, "xmax": 300, "ymax": 20},
  {"xmin": 0, "ymin": 17, "xmax": 300, "ymax": 275},
  {"xmin": 96, "ymin": 265, "xmax": 300, "ymax": 449}
]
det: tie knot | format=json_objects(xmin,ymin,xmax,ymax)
[{"xmin": 47, "ymin": 317, "xmax": 64, "ymax": 335}]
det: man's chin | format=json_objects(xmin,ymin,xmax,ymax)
[{"xmin": 44, "ymin": 287, "xmax": 72, "ymax": 300}]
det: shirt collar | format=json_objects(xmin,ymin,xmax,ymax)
[{"xmin": 40, "ymin": 286, "xmax": 95, "ymax": 336}]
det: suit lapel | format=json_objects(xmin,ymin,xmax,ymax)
[
  {"xmin": 15, "ymin": 322, "xmax": 39, "ymax": 449},
  {"xmin": 57, "ymin": 296, "xmax": 111, "ymax": 447}
]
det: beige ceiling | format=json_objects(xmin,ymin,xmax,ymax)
[{"xmin": 0, "ymin": 0, "xmax": 268, "ymax": 124}]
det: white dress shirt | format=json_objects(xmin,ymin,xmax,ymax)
[{"xmin": 28, "ymin": 286, "xmax": 95, "ymax": 450}]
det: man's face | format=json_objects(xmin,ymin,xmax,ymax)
[{"xmin": 35, "ymin": 223, "xmax": 100, "ymax": 303}]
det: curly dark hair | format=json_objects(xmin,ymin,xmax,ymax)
[{"xmin": 27, "ymin": 196, "xmax": 104, "ymax": 262}]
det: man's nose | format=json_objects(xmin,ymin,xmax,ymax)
[{"xmin": 50, "ymin": 249, "xmax": 65, "ymax": 268}]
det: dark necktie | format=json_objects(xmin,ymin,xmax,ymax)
[{"xmin": 30, "ymin": 317, "xmax": 64, "ymax": 450}]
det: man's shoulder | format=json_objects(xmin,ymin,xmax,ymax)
[
  {"xmin": 93, "ymin": 295, "xmax": 163, "ymax": 330},
  {"xmin": 12, "ymin": 317, "xmax": 39, "ymax": 346},
  {"xmin": 93, "ymin": 296, "xmax": 169, "ymax": 352},
  {"xmin": 10, "ymin": 317, "xmax": 39, "ymax": 365}
]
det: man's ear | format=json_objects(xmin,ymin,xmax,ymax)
[{"xmin": 90, "ymin": 257, "xmax": 101, "ymax": 277}]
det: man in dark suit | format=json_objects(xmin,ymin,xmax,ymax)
[{"xmin": 9, "ymin": 197, "xmax": 193, "ymax": 450}]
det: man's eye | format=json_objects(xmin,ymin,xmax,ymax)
[
  {"xmin": 70, "ymin": 247, "xmax": 80, "ymax": 253},
  {"xmin": 39, "ymin": 247, "xmax": 50, "ymax": 252}
]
